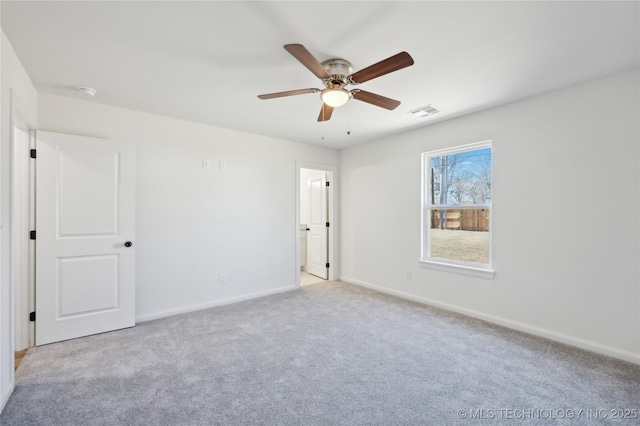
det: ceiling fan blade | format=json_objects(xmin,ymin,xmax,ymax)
[
  {"xmin": 351, "ymin": 90, "xmax": 401, "ymax": 110},
  {"xmin": 258, "ymin": 88, "xmax": 320, "ymax": 100},
  {"xmin": 284, "ymin": 44, "xmax": 331, "ymax": 79},
  {"xmin": 317, "ymin": 104, "xmax": 334, "ymax": 122},
  {"xmin": 349, "ymin": 52, "xmax": 414, "ymax": 84}
]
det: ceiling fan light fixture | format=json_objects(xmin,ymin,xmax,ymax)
[{"xmin": 321, "ymin": 87, "xmax": 350, "ymax": 108}]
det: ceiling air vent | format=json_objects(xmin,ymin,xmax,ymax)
[{"xmin": 408, "ymin": 104, "xmax": 440, "ymax": 118}]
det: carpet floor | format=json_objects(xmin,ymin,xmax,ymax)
[{"xmin": 1, "ymin": 281, "xmax": 639, "ymax": 425}]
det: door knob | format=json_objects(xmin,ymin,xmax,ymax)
[{"xmin": 124, "ymin": 241, "xmax": 133, "ymax": 247}]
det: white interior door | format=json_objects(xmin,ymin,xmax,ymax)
[
  {"xmin": 305, "ymin": 171, "xmax": 328, "ymax": 279},
  {"xmin": 35, "ymin": 131, "xmax": 136, "ymax": 345}
]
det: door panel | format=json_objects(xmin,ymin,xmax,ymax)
[
  {"xmin": 58, "ymin": 149, "xmax": 119, "ymax": 236},
  {"xmin": 57, "ymin": 255, "xmax": 119, "ymax": 318},
  {"xmin": 305, "ymin": 171, "xmax": 328, "ymax": 279},
  {"xmin": 36, "ymin": 131, "xmax": 135, "ymax": 345}
]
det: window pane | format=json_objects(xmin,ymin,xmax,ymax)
[
  {"xmin": 429, "ymin": 147, "xmax": 491, "ymax": 206},
  {"xmin": 429, "ymin": 209, "xmax": 490, "ymax": 264}
]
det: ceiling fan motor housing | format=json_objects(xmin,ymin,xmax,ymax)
[{"xmin": 321, "ymin": 59, "xmax": 353, "ymax": 87}]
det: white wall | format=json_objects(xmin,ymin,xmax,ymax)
[
  {"xmin": 340, "ymin": 69, "xmax": 640, "ymax": 363},
  {"xmin": 37, "ymin": 93, "xmax": 339, "ymax": 322},
  {"xmin": 0, "ymin": 30, "xmax": 38, "ymax": 411}
]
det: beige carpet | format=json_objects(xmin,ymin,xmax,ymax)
[{"xmin": 2, "ymin": 281, "xmax": 639, "ymax": 425}]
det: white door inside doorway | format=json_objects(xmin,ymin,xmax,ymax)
[
  {"xmin": 35, "ymin": 131, "xmax": 136, "ymax": 345},
  {"xmin": 302, "ymin": 169, "xmax": 328, "ymax": 279}
]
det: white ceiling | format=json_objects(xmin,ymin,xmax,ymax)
[{"xmin": 2, "ymin": 1, "xmax": 639, "ymax": 149}]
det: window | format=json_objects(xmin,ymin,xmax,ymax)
[{"xmin": 421, "ymin": 141, "xmax": 493, "ymax": 275}]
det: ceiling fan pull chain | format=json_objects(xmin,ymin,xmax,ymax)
[
  {"xmin": 321, "ymin": 102, "xmax": 325, "ymax": 141},
  {"xmin": 347, "ymin": 102, "xmax": 351, "ymax": 136}
]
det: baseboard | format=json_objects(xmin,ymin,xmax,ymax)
[
  {"xmin": 340, "ymin": 276, "xmax": 640, "ymax": 365},
  {"xmin": 135, "ymin": 285, "xmax": 298, "ymax": 323},
  {"xmin": 1, "ymin": 382, "xmax": 15, "ymax": 414}
]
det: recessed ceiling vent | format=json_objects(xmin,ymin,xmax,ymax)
[
  {"xmin": 78, "ymin": 87, "xmax": 97, "ymax": 97},
  {"xmin": 408, "ymin": 104, "xmax": 440, "ymax": 118}
]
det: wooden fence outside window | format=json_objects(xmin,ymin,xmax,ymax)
[{"xmin": 431, "ymin": 209, "xmax": 489, "ymax": 231}]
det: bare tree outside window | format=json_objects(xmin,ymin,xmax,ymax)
[{"xmin": 430, "ymin": 149, "xmax": 491, "ymax": 209}]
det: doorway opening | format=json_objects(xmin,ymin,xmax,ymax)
[{"xmin": 297, "ymin": 164, "xmax": 335, "ymax": 287}]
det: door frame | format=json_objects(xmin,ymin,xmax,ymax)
[
  {"xmin": 295, "ymin": 161, "xmax": 337, "ymax": 286},
  {"xmin": 10, "ymin": 92, "xmax": 37, "ymax": 352}
]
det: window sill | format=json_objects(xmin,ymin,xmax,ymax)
[{"xmin": 419, "ymin": 259, "xmax": 495, "ymax": 279}]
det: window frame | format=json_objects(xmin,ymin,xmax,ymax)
[{"xmin": 420, "ymin": 140, "xmax": 494, "ymax": 278}]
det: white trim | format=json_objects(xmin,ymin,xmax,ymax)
[
  {"xmin": 136, "ymin": 285, "xmax": 298, "ymax": 323},
  {"xmin": 418, "ymin": 259, "xmax": 495, "ymax": 279},
  {"xmin": 2, "ymin": 91, "xmax": 37, "ymax": 412},
  {"xmin": 295, "ymin": 161, "xmax": 338, "ymax": 287},
  {"xmin": 1, "ymin": 383, "xmax": 14, "ymax": 413},
  {"xmin": 28, "ymin": 130, "xmax": 35, "ymax": 348},
  {"xmin": 10, "ymin": 91, "xmax": 37, "ymax": 350},
  {"xmin": 11, "ymin": 112, "xmax": 31, "ymax": 351},
  {"xmin": 341, "ymin": 277, "xmax": 640, "ymax": 365}
]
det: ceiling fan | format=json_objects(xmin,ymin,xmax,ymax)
[{"xmin": 258, "ymin": 44, "xmax": 414, "ymax": 122}]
